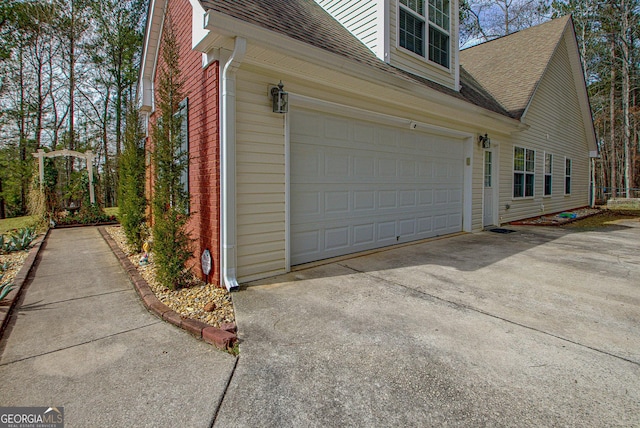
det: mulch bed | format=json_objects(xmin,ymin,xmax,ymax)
[{"xmin": 509, "ymin": 207, "xmax": 601, "ymax": 226}]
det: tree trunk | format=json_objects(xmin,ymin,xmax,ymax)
[
  {"xmin": 621, "ymin": 0, "xmax": 631, "ymax": 198},
  {"xmin": 102, "ymin": 88, "xmax": 112, "ymax": 206},
  {"xmin": 66, "ymin": 0, "xmax": 77, "ymax": 193},
  {"xmin": 18, "ymin": 41, "xmax": 28, "ymax": 215},
  {"xmin": 0, "ymin": 177, "xmax": 5, "ymax": 219},
  {"xmin": 610, "ymin": 35, "xmax": 617, "ymax": 199}
]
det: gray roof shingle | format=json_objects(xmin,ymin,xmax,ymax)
[
  {"xmin": 202, "ymin": 0, "xmax": 559, "ymax": 118},
  {"xmin": 459, "ymin": 16, "xmax": 571, "ymax": 118}
]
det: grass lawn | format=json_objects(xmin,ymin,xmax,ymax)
[
  {"xmin": 564, "ymin": 208, "xmax": 640, "ymax": 230},
  {"xmin": 104, "ymin": 207, "xmax": 119, "ymax": 219},
  {"xmin": 2, "ymin": 207, "xmax": 119, "ymax": 235},
  {"xmin": 0, "ymin": 216, "xmax": 37, "ymax": 235}
]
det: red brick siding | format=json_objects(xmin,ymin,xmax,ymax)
[{"xmin": 148, "ymin": 0, "xmax": 221, "ymax": 285}]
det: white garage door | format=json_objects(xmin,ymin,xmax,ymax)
[{"xmin": 291, "ymin": 109, "xmax": 464, "ymax": 265}]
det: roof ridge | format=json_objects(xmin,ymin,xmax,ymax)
[{"xmin": 461, "ymin": 14, "xmax": 570, "ymax": 52}]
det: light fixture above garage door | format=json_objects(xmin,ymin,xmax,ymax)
[{"xmin": 270, "ymin": 81, "xmax": 288, "ymax": 113}]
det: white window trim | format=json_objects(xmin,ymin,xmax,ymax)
[
  {"xmin": 513, "ymin": 146, "xmax": 535, "ymax": 199},
  {"xmin": 543, "ymin": 151, "xmax": 552, "ymax": 197},
  {"xmin": 397, "ymin": 0, "xmax": 451, "ymax": 69},
  {"xmin": 564, "ymin": 157, "xmax": 572, "ymax": 196}
]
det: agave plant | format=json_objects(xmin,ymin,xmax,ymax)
[
  {"xmin": 5, "ymin": 227, "xmax": 36, "ymax": 253},
  {"xmin": 0, "ymin": 234, "xmax": 5, "ymax": 254},
  {"xmin": 0, "ymin": 274, "xmax": 14, "ymax": 301}
]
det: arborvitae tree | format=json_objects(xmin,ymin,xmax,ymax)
[
  {"xmin": 118, "ymin": 103, "xmax": 146, "ymax": 252},
  {"xmin": 150, "ymin": 15, "xmax": 191, "ymax": 289}
]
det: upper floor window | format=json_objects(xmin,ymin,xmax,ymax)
[{"xmin": 399, "ymin": 0, "xmax": 450, "ymax": 68}]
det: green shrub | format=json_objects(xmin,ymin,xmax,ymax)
[
  {"xmin": 53, "ymin": 204, "xmax": 117, "ymax": 226},
  {"xmin": 150, "ymin": 15, "xmax": 193, "ymax": 290},
  {"xmin": 118, "ymin": 105, "xmax": 147, "ymax": 252}
]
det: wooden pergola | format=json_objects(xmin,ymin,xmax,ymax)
[{"xmin": 32, "ymin": 149, "xmax": 96, "ymax": 205}]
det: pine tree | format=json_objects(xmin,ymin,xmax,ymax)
[{"xmin": 150, "ymin": 15, "xmax": 191, "ymax": 289}]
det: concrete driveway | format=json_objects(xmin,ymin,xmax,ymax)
[{"xmin": 218, "ymin": 220, "xmax": 640, "ymax": 427}]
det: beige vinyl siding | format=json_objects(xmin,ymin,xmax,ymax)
[
  {"xmin": 498, "ymin": 38, "xmax": 590, "ymax": 223},
  {"xmin": 388, "ymin": 0, "xmax": 457, "ymax": 89},
  {"xmin": 315, "ymin": 0, "xmax": 380, "ymax": 55},
  {"xmin": 233, "ymin": 44, "xmax": 513, "ymax": 282},
  {"xmin": 236, "ymin": 68, "xmax": 287, "ymax": 282}
]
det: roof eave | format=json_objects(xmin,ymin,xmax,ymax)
[
  {"xmin": 201, "ymin": 10, "xmax": 521, "ymax": 133},
  {"xmin": 137, "ymin": 0, "xmax": 166, "ymax": 112}
]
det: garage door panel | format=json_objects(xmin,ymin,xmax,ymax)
[
  {"xmin": 325, "ymin": 227, "xmax": 350, "ymax": 250},
  {"xmin": 291, "ymin": 109, "xmax": 464, "ymax": 265},
  {"xmin": 354, "ymin": 156, "xmax": 375, "ymax": 177},
  {"xmin": 354, "ymin": 191, "xmax": 375, "ymax": 211},
  {"xmin": 417, "ymin": 217, "xmax": 433, "ymax": 233},
  {"xmin": 378, "ymin": 222, "xmax": 396, "ymax": 240},
  {"xmin": 293, "ymin": 230, "xmax": 320, "ymax": 255},
  {"xmin": 325, "ymin": 191, "xmax": 349, "ymax": 213},
  {"xmin": 399, "ymin": 190, "xmax": 417, "ymax": 207},
  {"xmin": 292, "ymin": 191, "xmax": 321, "ymax": 215},
  {"xmin": 325, "ymin": 153, "xmax": 349, "ymax": 176},
  {"xmin": 353, "ymin": 223, "xmax": 375, "ymax": 245},
  {"xmin": 399, "ymin": 219, "xmax": 417, "ymax": 236}
]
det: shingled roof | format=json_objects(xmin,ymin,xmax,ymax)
[
  {"xmin": 200, "ymin": 0, "xmax": 510, "ymax": 117},
  {"xmin": 459, "ymin": 16, "xmax": 572, "ymax": 119}
]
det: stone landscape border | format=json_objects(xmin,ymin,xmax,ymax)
[
  {"xmin": 97, "ymin": 227, "xmax": 237, "ymax": 351},
  {"xmin": 0, "ymin": 230, "xmax": 49, "ymax": 341}
]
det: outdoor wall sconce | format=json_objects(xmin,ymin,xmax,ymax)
[
  {"xmin": 478, "ymin": 133, "xmax": 491, "ymax": 148},
  {"xmin": 271, "ymin": 81, "xmax": 288, "ymax": 113}
]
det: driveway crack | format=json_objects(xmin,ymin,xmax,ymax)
[
  {"xmin": 209, "ymin": 355, "xmax": 239, "ymax": 427},
  {"xmin": 0, "ymin": 321, "xmax": 161, "ymax": 367},
  {"xmin": 337, "ymin": 263, "xmax": 640, "ymax": 368}
]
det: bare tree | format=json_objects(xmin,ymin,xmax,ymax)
[{"xmin": 461, "ymin": 0, "xmax": 551, "ymax": 45}]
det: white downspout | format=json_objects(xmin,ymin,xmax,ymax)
[{"xmin": 220, "ymin": 37, "xmax": 246, "ymax": 291}]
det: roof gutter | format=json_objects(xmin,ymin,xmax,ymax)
[{"xmin": 220, "ymin": 36, "xmax": 246, "ymax": 291}]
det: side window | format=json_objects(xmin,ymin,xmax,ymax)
[
  {"xmin": 565, "ymin": 158, "xmax": 572, "ymax": 195},
  {"xmin": 513, "ymin": 146, "xmax": 535, "ymax": 198},
  {"xmin": 175, "ymin": 97, "xmax": 189, "ymax": 212},
  {"xmin": 544, "ymin": 152, "xmax": 552, "ymax": 196}
]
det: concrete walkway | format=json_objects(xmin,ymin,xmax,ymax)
[{"xmin": 0, "ymin": 227, "xmax": 236, "ymax": 427}]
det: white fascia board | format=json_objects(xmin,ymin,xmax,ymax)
[
  {"xmin": 138, "ymin": 0, "xmax": 165, "ymax": 111},
  {"xmin": 452, "ymin": 0, "xmax": 460, "ymax": 91},
  {"xmin": 376, "ymin": 0, "xmax": 390, "ymax": 62},
  {"xmin": 564, "ymin": 23, "xmax": 598, "ymax": 154},
  {"xmin": 201, "ymin": 10, "xmax": 521, "ymax": 133},
  {"xmin": 188, "ymin": 0, "xmax": 209, "ymax": 49}
]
